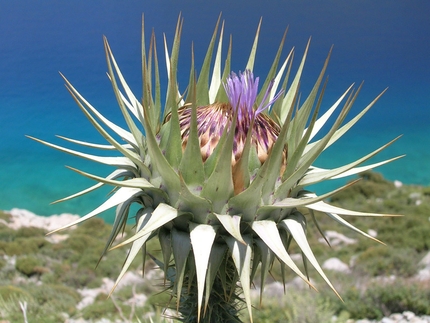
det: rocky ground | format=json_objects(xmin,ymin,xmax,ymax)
[{"xmin": 1, "ymin": 174, "xmax": 430, "ymax": 323}]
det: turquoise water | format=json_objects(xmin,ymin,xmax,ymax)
[{"xmin": 1, "ymin": 1, "xmax": 429, "ymax": 222}]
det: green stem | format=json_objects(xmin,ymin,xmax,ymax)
[{"xmin": 178, "ymin": 256, "xmax": 243, "ymax": 323}]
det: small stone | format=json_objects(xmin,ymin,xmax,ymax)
[
  {"xmin": 403, "ymin": 311, "xmax": 415, "ymax": 320},
  {"xmin": 262, "ymin": 281, "xmax": 285, "ymax": 297},
  {"xmin": 390, "ymin": 313, "xmax": 403, "ymax": 321},
  {"xmin": 321, "ymin": 230, "xmax": 357, "ymax": 246},
  {"xmin": 421, "ymin": 316, "xmax": 430, "ymax": 323},
  {"xmin": 125, "ymin": 293, "xmax": 147, "ymax": 307},
  {"xmin": 381, "ymin": 317, "xmax": 395, "ymax": 323},
  {"xmin": 409, "ymin": 192, "xmax": 421, "ymax": 201},
  {"xmin": 367, "ymin": 229, "xmax": 378, "ymax": 238},
  {"xmin": 394, "ymin": 180, "xmax": 403, "ymax": 188},
  {"xmin": 419, "ymin": 251, "xmax": 430, "ymax": 267},
  {"xmin": 415, "ymin": 251, "xmax": 430, "ymax": 281},
  {"xmin": 322, "ymin": 257, "xmax": 351, "ymax": 273}
]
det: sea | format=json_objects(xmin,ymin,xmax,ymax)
[{"xmin": 1, "ymin": 1, "xmax": 429, "ymax": 223}]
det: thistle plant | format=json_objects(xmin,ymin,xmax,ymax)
[{"xmin": 29, "ymin": 15, "xmax": 402, "ymax": 323}]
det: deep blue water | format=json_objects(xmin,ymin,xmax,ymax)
[{"xmin": 1, "ymin": 1, "xmax": 429, "ymax": 222}]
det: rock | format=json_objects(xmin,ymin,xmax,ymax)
[
  {"xmin": 125, "ymin": 293, "xmax": 147, "ymax": 307},
  {"xmin": 415, "ymin": 251, "xmax": 430, "ymax": 281},
  {"xmin": 76, "ymin": 271, "xmax": 148, "ymax": 310},
  {"xmin": 403, "ymin": 311, "xmax": 415, "ymax": 320},
  {"xmin": 320, "ymin": 230, "xmax": 357, "ymax": 246},
  {"xmin": 389, "ymin": 313, "xmax": 403, "ymax": 321},
  {"xmin": 409, "ymin": 193, "xmax": 421, "ymax": 206},
  {"xmin": 394, "ymin": 180, "xmax": 403, "ymax": 188},
  {"xmin": 260, "ymin": 281, "xmax": 284, "ymax": 298},
  {"xmin": 416, "ymin": 268, "xmax": 430, "ymax": 281},
  {"xmin": 6, "ymin": 208, "xmax": 80, "ymax": 231},
  {"xmin": 419, "ymin": 251, "xmax": 430, "ymax": 267},
  {"xmin": 381, "ymin": 317, "xmax": 394, "ymax": 323},
  {"xmin": 367, "ymin": 229, "xmax": 378, "ymax": 238},
  {"xmin": 322, "ymin": 257, "xmax": 351, "ymax": 273}
]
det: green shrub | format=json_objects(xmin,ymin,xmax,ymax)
[
  {"xmin": 15, "ymin": 255, "xmax": 43, "ymax": 276},
  {"xmin": 330, "ymin": 171, "xmax": 394, "ymax": 203},
  {"xmin": 12, "ymin": 283, "xmax": 81, "ymax": 323},
  {"xmin": 0, "ymin": 226, "xmax": 16, "ymax": 242},
  {"xmin": 67, "ymin": 233, "xmax": 101, "ymax": 253},
  {"xmin": 81, "ymin": 298, "xmax": 119, "ymax": 320},
  {"xmin": 0, "ymin": 237, "xmax": 46, "ymax": 256},
  {"xmin": 355, "ymin": 246, "xmax": 420, "ymax": 277},
  {"xmin": 74, "ymin": 217, "xmax": 111, "ymax": 238},
  {"xmin": 422, "ymin": 187, "xmax": 430, "ymax": 196},
  {"xmin": 0, "ymin": 211, "xmax": 11, "ymax": 222},
  {"xmin": 377, "ymin": 217, "xmax": 430, "ymax": 252},
  {"xmin": 0, "ymin": 285, "xmax": 31, "ymax": 301},
  {"xmin": 248, "ymin": 290, "xmax": 342, "ymax": 323},
  {"xmin": 15, "ymin": 226, "xmax": 46, "ymax": 238},
  {"xmin": 340, "ymin": 281, "xmax": 430, "ymax": 319}
]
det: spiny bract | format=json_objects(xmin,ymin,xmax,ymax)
[{"xmin": 30, "ymin": 14, "xmax": 403, "ymax": 323}]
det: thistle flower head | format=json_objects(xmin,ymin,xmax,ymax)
[
  {"xmin": 30, "ymin": 14, "xmax": 403, "ymax": 323},
  {"xmin": 177, "ymin": 69, "xmax": 283, "ymax": 169}
]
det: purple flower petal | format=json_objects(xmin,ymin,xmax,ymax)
[{"xmin": 224, "ymin": 70, "xmax": 283, "ymax": 119}]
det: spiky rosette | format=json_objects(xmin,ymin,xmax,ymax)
[{"xmin": 29, "ymin": 14, "xmax": 403, "ymax": 323}]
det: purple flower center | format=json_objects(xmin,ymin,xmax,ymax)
[{"xmin": 223, "ymin": 70, "xmax": 283, "ymax": 120}]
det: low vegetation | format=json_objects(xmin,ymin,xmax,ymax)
[{"xmin": 1, "ymin": 172, "xmax": 429, "ymax": 322}]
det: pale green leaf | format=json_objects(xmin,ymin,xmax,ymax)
[
  {"xmin": 59, "ymin": 74, "xmax": 138, "ymax": 147},
  {"xmin": 142, "ymin": 101, "xmax": 181, "ymax": 204},
  {"xmin": 275, "ymin": 39, "xmax": 310, "ymax": 124},
  {"xmin": 245, "ymin": 18, "xmax": 262, "ymax": 72},
  {"xmin": 254, "ymin": 238, "xmax": 274, "ymax": 306},
  {"xmin": 300, "ymin": 154, "xmax": 403, "ymax": 187},
  {"xmin": 62, "ymin": 79, "xmax": 147, "ymax": 172},
  {"xmin": 171, "ymin": 227, "xmax": 191, "ymax": 310},
  {"xmin": 110, "ymin": 207, "xmax": 153, "ymax": 294},
  {"xmin": 56, "ymin": 135, "xmax": 133, "ymax": 150},
  {"xmin": 200, "ymin": 114, "xmax": 235, "ymax": 213},
  {"xmin": 225, "ymin": 235, "xmax": 253, "ymax": 323},
  {"xmin": 104, "ymin": 38, "xmax": 146, "ymax": 145},
  {"xmin": 325, "ymin": 211, "xmax": 385, "ymax": 244},
  {"xmin": 105, "ymin": 39, "xmax": 143, "ymax": 120},
  {"xmin": 208, "ymin": 21, "xmax": 224, "ymax": 103},
  {"xmin": 26, "ymin": 137, "xmax": 136, "ymax": 169},
  {"xmin": 179, "ymin": 99, "xmax": 205, "ymax": 186},
  {"xmin": 262, "ymin": 180, "xmax": 359, "ymax": 212},
  {"xmin": 269, "ymin": 48, "xmax": 293, "ymax": 104},
  {"xmin": 305, "ymin": 88, "xmax": 387, "ymax": 154},
  {"xmin": 256, "ymin": 27, "xmax": 287, "ymax": 106},
  {"xmin": 307, "ymin": 199, "xmax": 401, "ymax": 217},
  {"xmin": 251, "ymin": 220, "xmax": 313, "ymax": 289},
  {"xmin": 112, "ymin": 203, "xmax": 179, "ymax": 248},
  {"xmin": 158, "ymin": 228, "xmax": 172, "ymax": 285},
  {"xmin": 196, "ymin": 14, "xmax": 221, "ymax": 106},
  {"xmin": 49, "ymin": 187, "xmax": 142, "ymax": 234},
  {"xmin": 305, "ymin": 84, "xmax": 354, "ymax": 143},
  {"xmin": 189, "ymin": 223, "xmax": 217, "ymax": 322},
  {"xmin": 177, "ymin": 177, "xmax": 211, "ymax": 224},
  {"xmin": 280, "ymin": 212, "xmax": 341, "ymax": 299},
  {"xmin": 214, "ymin": 213, "xmax": 245, "ymax": 244},
  {"xmin": 65, "ymin": 166, "xmax": 156, "ymax": 190},
  {"xmin": 205, "ymin": 243, "xmax": 227, "ymax": 315},
  {"xmin": 99, "ymin": 200, "xmax": 133, "ymax": 262},
  {"xmin": 51, "ymin": 169, "xmax": 131, "ymax": 204}
]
